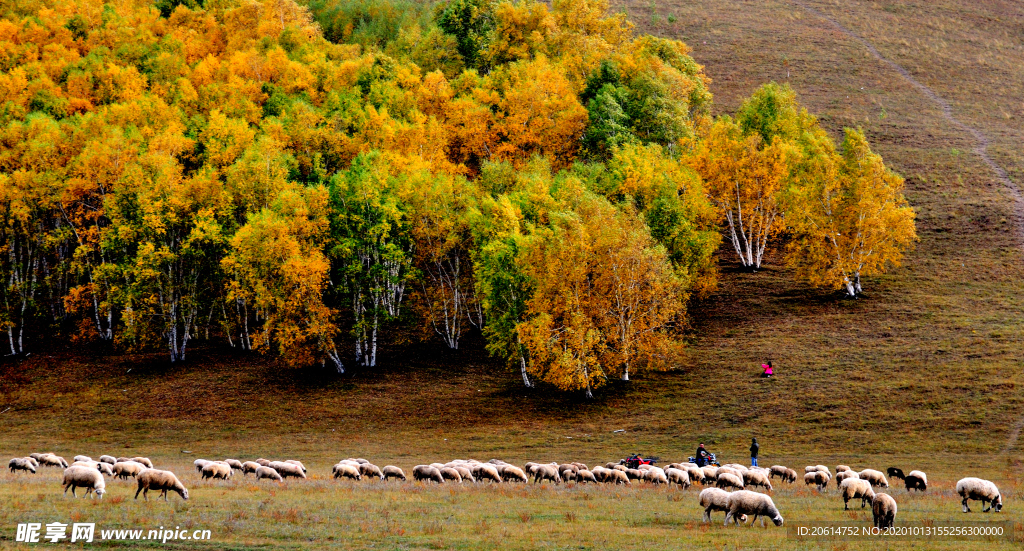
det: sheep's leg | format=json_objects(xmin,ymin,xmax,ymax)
[
  {"xmin": 63, "ymin": 483, "xmax": 70, "ymax": 496},
  {"xmin": 982, "ymin": 499, "xmax": 990, "ymax": 512},
  {"xmin": 703, "ymin": 507, "xmax": 712, "ymax": 523},
  {"xmin": 962, "ymin": 498, "xmax": 969, "ymax": 512},
  {"xmin": 844, "ymin": 499, "xmax": 849, "ymax": 511},
  {"xmin": 162, "ymin": 489, "xmax": 169, "ymax": 501},
  {"xmin": 724, "ymin": 511, "xmax": 732, "ymax": 526}
]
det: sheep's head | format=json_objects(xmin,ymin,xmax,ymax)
[
  {"xmin": 179, "ymin": 487, "xmax": 190, "ymax": 500},
  {"xmin": 95, "ymin": 488, "xmax": 106, "ymax": 498},
  {"xmin": 993, "ymin": 495, "xmax": 1002, "ymax": 512},
  {"xmin": 772, "ymin": 514, "xmax": 784, "ymax": 526}
]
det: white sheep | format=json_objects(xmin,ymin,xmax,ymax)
[
  {"xmin": 268, "ymin": 461, "xmax": 306, "ymax": 479},
  {"xmin": 905, "ymin": 470, "xmax": 927, "ymax": 492},
  {"xmin": 472, "ymin": 463, "xmax": 502, "ymax": 483},
  {"xmin": 440, "ymin": 467, "xmax": 462, "ymax": 483},
  {"xmin": 836, "ymin": 465, "xmax": 851, "ymax": 473},
  {"xmin": 698, "ymin": 488, "xmax": 745, "ymax": 523},
  {"xmin": 956, "ymin": 478, "xmax": 1002, "ymax": 513},
  {"xmin": 840, "ymin": 478, "xmax": 876, "ymax": 510},
  {"xmin": 716, "ymin": 472, "xmax": 744, "ymax": 490},
  {"xmin": 256, "ymin": 466, "xmax": 283, "ymax": 481},
  {"xmin": 742, "ymin": 469, "xmax": 773, "ymax": 492},
  {"xmin": 241, "ymin": 461, "xmax": 261, "ymax": 476},
  {"xmin": 499, "ymin": 465, "xmax": 528, "ymax": 483},
  {"xmin": 62, "ymin": 466, "xmax": 106, "ymax": 498},
  {"xmin": 835, "ymin": 470, "xmax": 859, "ymax": 486},
  {"xmin": 194, "ymin": 459, "xmax": 212, "ymax": 472},
  {"xmin": 577, "ymin": 469, "xmax": 597, "ymax": 483},
  {"xmin": 201, "ymin": 462, "xmax": 232, "ymax": 480},
  {"xmin": 455, "ymin": 466, "xmax": 476, "ymax": 483},
  {"xmin": 644, "ymin": 467, "xmax": 668, "ymax": 485},
  {"xmin": 858, "ymin": 469, "xmax": 888, "ymax": 488},
  {"xmin": 382, "ymin": 466, "xmax": 406, "ymax": 481},
  {"xmin": 700, "ymin": 466, "xmax": 718, "ymax": 483},
  {"xmin": 412, "ymin": 465, "xmax": 443, "ymax": 483},
  {"xmin": 112, "ymin": 461, "xmax": 147, "ymax": 480},
  {"xmin": 284, "ymin": 460, "xmax": 307, "ymax": 473},
  {"xmin": 131, "ymin": 457, "xmax": 154, "ymax": 469},
  {"xmin": 532, "ymin": 464, "xmax": 562, "ymax": 484},
  {"xmin": 360, "ymin": 463, "xmax": 384, "ymax": 480},
  {"xmin": 666, "ymin": 468, "xmax": 690, "ymax": 489},
  {"xmin": 135, "ymin": 469, "xmax": 188, "ymax": 501},
  {"xmin": 73, "ymin": 455, "xmax": 92, "ymax": 463},
  {"xmin": 724, "ymin": 490, "xmax": 783, "ymax": 526},
  {"xmin": 9, "ymin": 457, "xmax": 36, "ymax": 474},
  {"xmin": 804, "ymin": 471, "xmax": 829, "ymax": 491},
  {"xmin": 99, "ymin": 455, "xmax": 116, "ymax": 465},
  {"xmin": 872, "ymin": 493, "xmax": 897, "ymax": 529},
  {"xmin": 333, "ymin": 463, "xmax": 362, "ymax": 481},
  {"xmin": 225, "ymin": 459, "xmax": 244, "ymax": 471},
  {"xmin": 39, "ymin": 454, "xmax": 68, "ymax": 468}
]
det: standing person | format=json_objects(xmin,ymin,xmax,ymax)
[
  {"xmin": 695, "ymin": 443, "xmax": 710, "ymax": 467},
  {"xmin": 750, "ymin": 437, "xmax": 759, "ymax": 467}
]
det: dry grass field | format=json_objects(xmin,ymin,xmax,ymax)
[{"xmin": 1, "ymin": 0, "xmax": 1023, "ymax": 548}]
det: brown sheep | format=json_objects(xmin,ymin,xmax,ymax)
[{"xmin": 135, "ymin": 469, "xmax": 188, "ymax": 501}]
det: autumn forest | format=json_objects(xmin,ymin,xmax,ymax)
[{"xmin": 0, "ymin": 0, "xmax": 916, "ymax": 396}]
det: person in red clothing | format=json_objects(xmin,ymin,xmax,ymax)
[{"xmin": 761, "ymin": 360, "xmax": 773, "ymax": 378}]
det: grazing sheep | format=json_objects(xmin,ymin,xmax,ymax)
[
  {"xmin": 872, "ymin": 493, "xmax": 897, "ymax": 529},
  {"xmin": 859, "ymin": 469, "xmax": 889, "ymax": 488},
  {"xmin": 499, "ymin": 465, "xmax": 528, "ymax": 483},
  {"xmin": 241, "ymin": 461, "xmax": 261, "ymax": 476},
  {"xmin": 905, "ymin": 470, "xmax": 927, "ymax": 492},
  {"xmin": 135, "ymin": 469, "xmax": 188, "ymax": 501},
  {"xmin": 804, "ymin": 466, "xmax": 819, "ymax": 473},
  {"xmin": 382, "ymin": 466, "xmax": 406, "ymax": 481},
  {"xmin": 742, "ymin": 470, "xmax": 773, "ymax": 492},
  {"xmin": 815, "ymin": 465, "xmax": 832, "ymax": 477},
  {"xmin": 201, "ymin": 462, "xmax": 232, "ymax": 480},
  {"xmin": 333, "ymin": 463, "xmax": 362, "ymax": 481},
  {"xmin": 840, "ymin": 478, "xmax": 876, "ymax": 510},
  {"xmin": 591, "ymin": 466, "xmax": 609, "ymax": 482},
  {"xmin": 804, "ymin": 471, "xmax": 829, "ymax": 491},
  {"xmin": 62, "ymin": 466, "xmax": 106, "ymax": 498},
  {"xmin": 412, "ymin": 465, "xmax": 443, "ymax": 483},
  {"xmin": 74, "ymin": 461, "xmax": 114, "ymax": 477},
  {"xmin": 29, "ymin": 453, "xmax": 48, "ymax": 461},
  {"xmin": 607, "ymin": 469, "xmax": 630, "ymax": 485},
  {"xmin": 835, "ymin": 470, "xmax": 859, "ymax": 486},
  {"xmin": 440, "ymin": 467, "xmax": 463, "ymax": 483},
  {"xmin": 255, "ymin": 458, "xmax": 272, "ymax": 467},
  {"xmin": 700, "ymin": 466, "xmax": 718, "ymax": 483},
  {"xmin": 956, "ymin": 478, "xmax": 1002, "ymax": 513},
  {"xmin": 577, "ymin": 469, "xmax": 597, "ymax": 484},
  {"xmin": 9, "ymin": 457, "xmax": 36, "ymax": 474},
  {"xmin": 255, "ymin": 466, "xmax": 283, "ymax": 481},
  {"xmin": 268, "ymin": 461, "xmax": 306, "ymax": 479},
  {"xmin": 360, "ymin": 463, "xmax": 384, "ymax": 480},
  {"xmin": 604, "ymin": 462, "xmax": 618, "ymax": 469},
  {"xmin": 285, "ymin": 460, "xmax": 307, "ymax": 473},
  {"xmin": 612, "ymin": 465, "xmax": 627, "ymax": 472},
  {"xmin": 625, "ymin": 468, "xmax": 644, "ymax": 481},
  {"xmin": 112, "ymin": 461, "xmax": 147, "ymax": 480},
  {"xmin": 430, "ymin": 462, "xmax": 446, "ymax": 471},
  {"xmin": 836, "ymin": 465, "xmax": 851, "ymax": 473},
  {"xmin": 558, "ymin": 463, "xmax": 578, "ymax": 474},
  {"xmin": 194, "ymin": 459, "xmax": 212, "ymax": 472},
  {"xmin": 24, "ymin": 456, "xmax": 39, "ymax": 468},
  {"xmin": 116, "ymin": 457, "xmax": 131, "ymax": 463},
  {"xmin": 572, "ymin": 462, "xmax": 589, "ymax": 471},
  {"xmin": 724, "ymin": 490, "xmax": 784, "ymax": 527},
  {"xmin": 225, "ymin": 459, "xmax": 243, "ymax": 471},
  {"xmin": 716, "ymin": 472, "xmax": 744, "ymax": 491},
  {"xmin": 348, "ymin": 458, "xmax": 370, "ymax": 464},
  {"xmin": 699, "ymin": 488, "xmax": 747, "ymax": 523},
  {"xmin": 666, "ymin": 468, "xmax": 690, "ymax": 489},
  {"xmin": 561, "ymin": 469, "xmax": 576, "ymax": 482},
  {"xmin": 99, "ymin": 455, "xmax": 116, "ymax": 465},
  {"xmin": 717, "ymin": 467, "xmax": 743, "ymax": 479},
  {"xmin": 472, "ymin": 463, "xmax": 502, "ymax": 483},
  {"xmin": 131, "ymin": 457, "xmax": 154, "ymax": 469},
  {"xmin": 886, "ymin": 467, "xmax": 906, "ymax": 481},
  {"xmin": 784, "ymin": 468, "xmax": 798, "ymax": 483},
  {"xmin": 39, "ymin": 454, "xmax": 68, "ymax": 468},
  {"xmin": 455, "ymin": 466, "xmax": 476, "ymax": 483},
  {"xmin": 74, "ymin": 455, "xmax": 92, "ymax": 463},
  {"xmin": 769, "ymin": 466, "xmax": 789, "ymax": 480},
  {"xmin": 644, "ymin": 468, "xmax": 668, "ymax": 485},
  {"xmin": 531, "ymin": 464, "xmax": 561, "ymax": 484}
]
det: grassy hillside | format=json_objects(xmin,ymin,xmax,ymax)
[{"xmin": 1, "ymin": 0, "xmax": 1023, "ymax": 548}]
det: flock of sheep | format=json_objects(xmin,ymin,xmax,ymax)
[{"xmin": 8, "ymin": 452, "xmax": 1005, "ymax": 528}]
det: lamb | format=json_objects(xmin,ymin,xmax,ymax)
[
  {"xmin": 360, "ymin": 463, "xmax": 384, "ymax": 480},
  {"xmin": 886, "ymin": 467, "xmax": 905, "ymax": 481},
  {"xmin": 255, "ymin": 466, "xmax": 283, "ymax": 481},
  {"xmin": 956, "ymin": 478, "xmax": 1002, "ymax": 512},
  {"xmin": 872, "ymin": 493, "xmax": 897, "ymax": 529},
  {"xmin": 9, "ymin": 457, "xmax": 36, "ymax": 473},
  {"xmin": 840, "ymin": 478, "xmax": 876, "ymax": 510},
  {"xmin": 269, "ymin": 461, "xmax": 306, "ymax": 479},
  {"xmin": 194, "ymin": 459, "xmax": 212, "ymax": 472},
  {"xmin": 455, "ymin": 466, "xmax": 475, "ymax": 483},
  {"xmin": 112, "ymin": 461, "xmax": 147, "ymax": 480},
  {"xmin": 201, "ymin": 462, "xmax": 232, "ymax": 480},
  {"xmin": 412, "ymin": 465, "xmax": 443, "ymax": 483},
  {"xmin": 131, "ymin": 457, "xmax": 154, "ymax": 469},
  {"xmin": 472, "ymin": 463, "xmax": 502, "ymax": 483},
  {"xmin": 499, "ymin": 465, "xmax": 528, "ymax": 483},
  {"xmin": 716, "ymin": 472, "xmax": 744, "ymax": 491},
  {"xmin": 99, "ymin": 455, "xmax": 116, "ymax": 465},
  {"xmin": 241, "ymin": 461, "xmax": 261, "ymax": 476},
  {"xmin": 576, "ymin": 469, "xmax": 597, "ymax": 484},
  {"xmin": 382, "ymin": 466, "xmax": 406, "ymax": 481},
  {"xmin": 225, "ymin": 459, "xmax": 243, "ymax": 471},
  {"xmin": 74, "ymin": 455, "xmax": 92, "ymax": 463},
  {"xmin": 285, "ymin": 460, "xmax": 307, "ymax": 473},
  {"xmin": 724, "ymin": 490, "xmax": 784, "ymax": 526},
  {"xmin": 666, "ymin": 468, "xmax": 690, "ymax": 489},
  {"xmin": 698, "ymin": 488, "xmax": 747, "ymax": 523},
  {"xmin": 742, "ymin": 469, "xmax": 773, "ymax": 492},
  {"xmin": 532, "ymin": 464, "xmax": 562, "ymax": 484},
  {"xmin": 905, "ymin": 470, "xmax": 927, "ymax": 492},
  {"xmin": 804, "ymin": 471, "xmax": 828, "ymax": 491},
  {"xmin": 135, "ymin": 469, "xmax": 188, "ymax": 501},
  {"xmin": 858, "ymin": 469, "xmax": 889, "ymax": 488},
  {"xmin": 333, "ymin": 463, "xmax": 362, "ymax": 481},
  {"xmin": 39, "ymin": 454, "xmax": 68, "ymax": 468},
  {"xmin": 62, "ymin": 466, "xmax": 106, "ymax": 498}
]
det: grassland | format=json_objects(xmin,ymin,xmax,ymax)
[{"xmin": 2, "ymin": 0, "xmax": 1024, "ymax": 548}]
